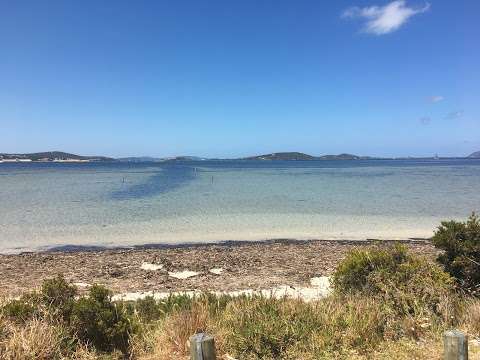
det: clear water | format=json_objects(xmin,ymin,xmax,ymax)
[{"xmin": 1, "ymin": 159, "xmax": 480, "ymax": 253}]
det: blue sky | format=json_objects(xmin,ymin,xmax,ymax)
[{"xmin": 1, "ymin": 0, "xmax": 478, "ymax": 158}]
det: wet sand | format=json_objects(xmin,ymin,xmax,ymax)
[{"xmin": 0, "ymin": 239, "xmax": 440, "ymax": 298}]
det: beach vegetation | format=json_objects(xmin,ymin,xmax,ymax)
[
  {"xmin": 432, "ymin": 212, "xmax": 480, "ymax": 296},
  {"xmin": 1, "ymin": 298, "xmax": 38, "ymax": 324},
  {"xmin": 331, "ymin": 243, "xmax": 458, "ymax": 324},
  {"xmin": 135, "ymin": 296, "xmax": 162, "ymax": 323},
  {"xmin": 41, "ymin": 274, "xmax": 77, "ymax": 322},
  {"xmin": 71, "ymin": 285, "xmax": 135, "ymax": 354},
  {"xmin": 2, "ymin": 234, "xmax": 480, "ymax": 358}
]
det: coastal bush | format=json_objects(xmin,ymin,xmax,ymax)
[
  {"xmin": 147, "ymin": 294, "xmax": 388, "ymax": 359},
  {"xmin": 71, "ymin": 285, "xmax": 136, "ymax": 354},
  {"xmin": 41, "ymin": 275, "xmax": 77, "ymax": 321},
  {"xmin": 220, "ymin": 296, "xmax": 311, "ymax": 358},
  {"xmin": 432, "ymin": 213, "xmax": 480, "ymax": 296},
  {"xmin": 157, "ymin": 293, "xmax": 194, "ymax": 317},
  {"xmin": 1, "ymin": 299, "xmax": 37, "ymax": 324},
  {"xmin": 135, "ymin": 296, "xmax": 161, "ymax": 323},
  {"xmin": 331, "ymin": 244, "xmax": 457, "ymax": 323}
]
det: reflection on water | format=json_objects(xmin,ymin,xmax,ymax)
[{"xmin": 111, "ymin": 164, "xmax": 196, "ymax": 200}]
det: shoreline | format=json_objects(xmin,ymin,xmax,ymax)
[
  {"xmin": 12, "ymin": 236, "xmax": 432, "ymax": 255},
  {"xmin": 0, "ymin": 238, "xmax": 439, "ymax": 298},
  {"xmin": 0, "ymin": 231, "xmax": 433, "ymax": 255}
]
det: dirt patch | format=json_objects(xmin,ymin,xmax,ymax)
[{"xmin": 0, "ymin": 239, "xmax": 440, "ymax": 298}]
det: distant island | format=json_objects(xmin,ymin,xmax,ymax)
[
  {"xmin": 468, "ymin": 151, "xmax": 480, "ymax": 158},
  {"xmin": 116, "ymin": 156, "xmax": 164, "ymax": 163},
  {"xmin": 244, "ymin": 152, "xmax": 373, "ymax": 161},
  {"xmin": 244, "ymin": 152, "xmax": 316, "ymax": 161},
  {"xmin": 116, "ymin": 156, "xmax": 207, "ymax": 162},
  {"xmin": 0, "ymin": 151, "xmax": 112, "ymax": 162}
]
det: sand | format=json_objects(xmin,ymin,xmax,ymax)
[{"xmin": 0, "ymin": 239, "xmax": 440, "ymax": 299}]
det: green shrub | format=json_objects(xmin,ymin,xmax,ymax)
[
  {"xmin": 135, "ymin": 296, "xmax": 161, "ymax": 323},
  {"xmin": 332, "ymin": 244, "xmax": 456, "ymax": 320},
  {"xmin": 1, "ymin": 299, "xmax": 37, "ymax": 323},
  {"xmin": 220, "ymin": 296, "xmax": 320, "ymax": 359},
  {"xmin": 332, "ymin": 243, "xmax": 408, "ymax": 293},
  {"xmin": 157, "ymin": 293, "xmax": 195, "ymax": 316},
  {"xmin": 432, "ymin": 213, "xmax": 480, "ymax": 296},
  {"xmin": 219, "ymin": 295, "xmax": 387, "ymax": 358},
  {"xmin": 41, "ymin": 275, "xmax": 77, "ymax": 321},
  {"xmin": 71, "ymin": 285, "xmax": 135, "ymax": 354}
]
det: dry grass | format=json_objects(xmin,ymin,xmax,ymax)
[
  {"xmin": 134, "ymin": 302, "xmax": 211, "ymax": 360},
  {"xmin": 462, "ymin": 298, "xmax": 480, "ymax": 336},
  {"xmin": 0, "ymin": 318, "xmax": 66, "ymax": 360}
]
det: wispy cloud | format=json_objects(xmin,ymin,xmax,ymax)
[
  {"xmin": 445, "ymin": 110, "xmax": 464, "ymax": 120},
  {"xmin": 428, "ymin": 95, "xmax": 444, "ymax": 103},
  {"xmin": 342, "ymin": 1, "xmax": 430, "ymax": 35},
  {"xmin": 419, "ymin": 116, "xmax": 431, "ymax": 125}
]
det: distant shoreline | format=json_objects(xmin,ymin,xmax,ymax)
[
  {"xmin": 1, "ymin": 157, "xmax": 479, "ymax": 164},
  {"xmin": 2, "ymin": 150, "xmax": 479, "ymax": 162}
]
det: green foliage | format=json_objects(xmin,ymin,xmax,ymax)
[
  {"xmin": 132, "ymin": 293, "xmax": 232, "ymax": 324},
  {"xmin": 221, "ymin": 296, "xmax": 319, "ymax": 359},
  {"xmin": 2, "ymin": 298, "xmax": 37, "ymax": 323},
  {"xmin": 332, "ymin": 244, "xmax": 456, "ymax": 320},
  {"xmin": 332, "ymin": 243, "xmax": 409, "ymax": 293},
  {"xmin": 135, "ymin": 296, "xmax": 161, "ymax": 323},
  {"xmin": 432, "ymin": 213, "xmax": 480, "ymax": 296},
  {"xmin": 41, "ymin": 275, "xmax": 77, "ymax": 321},
  {"xmin": 219, "ymin": 295, "xmax": 387, "ymax": 359},
  {"xmin": 157, "ymin": 293, "xmax": 195, "ymax": 316},
  {"xmin": 71, "ymin": 285, "xmax": 136, "ymax": 354}
]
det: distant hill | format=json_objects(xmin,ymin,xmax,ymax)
[
  {"xmin": 317, "ymin": 153, "xmax": 370, "ymax": 160},
  {"xmin": 0, "ymin": 151, "xmax": 112, "ymax": 162},
  {"xmin": 117, "ymin": 156, "xmax": 208, "ymax": 162},
  {"xmin": 116, "ymin": 156, "xmax": 162, "ymax": 162},
  {"xmin": 468, "ymin": 151, "xmax": 480, "ymax": 158},
  {"xmin": 244, "ymin": 152, "xmax": 371, "ymax": 161},
  {"xmin": 244, "ymin": 152, "xmax": 316, "ymax": 161},
  {"xmin": 166, "ymin": 156, "xmax": 207, "ymax": 161}
]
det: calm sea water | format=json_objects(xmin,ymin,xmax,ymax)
[{"xmin": 1, "ymin": 159, "xmax": 480, "ymax": 254}]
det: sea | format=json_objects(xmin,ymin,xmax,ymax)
[{"xmin": 1, "ymin": 159, "xmax": 479, "ymax": 254}]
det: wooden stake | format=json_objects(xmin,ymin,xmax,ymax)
[
  {"xmin": 190, "ymin": 333, "xmax": 216, "ymax": 360},
  {"xmin": 444, "ymin": 330, "xmax": 468, "ymax": 360}
]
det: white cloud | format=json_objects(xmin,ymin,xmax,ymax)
[
  {"xmin": 342, "ymin": 1, "xmax": 430, "ymax": 35},
  {"xmin": 428, "ymin": 95, "xmax": 444, "ymax": 103},
  {"xmin": 419, "ymin": 116, "xmax": 431, "ymax": 125},
  {"xmin": 445, "ymin": 110, "xmax": 464, "ymax": 120}
]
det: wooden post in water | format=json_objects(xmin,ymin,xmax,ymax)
[
  {"xmin": 190, "ymin": 333, "xmax": 216, "ymax": 360},
  {"xmin": 444, "ymin": 330, "xmax": 468, "ymax": 360}
]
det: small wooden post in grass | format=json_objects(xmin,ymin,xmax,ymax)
[
  {"xmin": 444, "ymin": 330, "xmax": 468, "ymax": 360},
  {"xmin": 190, "ymin": 333, "xmax": 216, "ymax": 360}
]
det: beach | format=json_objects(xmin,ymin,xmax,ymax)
[{"xmin": 0, "ymin": 239, "xmax": 440, "ymax": 299}]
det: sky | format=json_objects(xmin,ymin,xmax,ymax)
[{"xmin": 1, "ymin": 0, "xmax": 479, "ymax": 158}]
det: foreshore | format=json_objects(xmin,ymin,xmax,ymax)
[{"xmin": 0, "ymin": 238, "xmax": 440, "ymax": 298}]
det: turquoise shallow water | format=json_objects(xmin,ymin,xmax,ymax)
[{"xmin": 1, "ymin": 159, "xmax": 479, "ymax": 253}]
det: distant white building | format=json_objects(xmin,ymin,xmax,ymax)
[{"xmin": 0, "ymin": 158, "xmax": 32, "ymax": 162}]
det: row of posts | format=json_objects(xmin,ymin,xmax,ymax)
[{"xmin": 190, "ymin": 330, "xmax": 470, "ymax": 360}]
